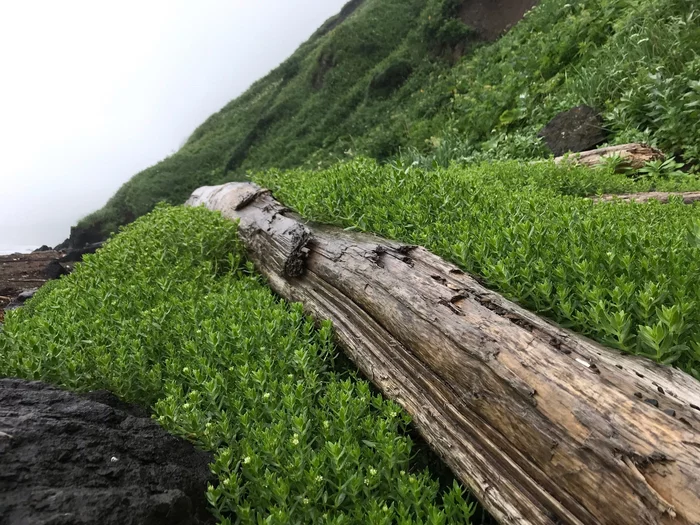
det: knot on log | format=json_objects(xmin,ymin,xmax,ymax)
[
  {"xmin": 283, "ymin": 224, "xmax": 312, "ymax": 278},
  {"xmin": 186, "ymin": 181, "xmax": 700, "ymax": 525}
]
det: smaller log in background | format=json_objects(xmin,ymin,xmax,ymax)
[
  {"xmin": 187, "ymin": 183, "xmax": 700, "ymax": 525},
  {"xmin": 554, "ymin": 143, "xmax": 663, "ymax": 170},
  {"xmin": 592, "ymin": 192, "xmax": 700, "ymax": 204}
]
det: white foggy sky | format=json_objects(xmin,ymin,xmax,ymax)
[{"xmin": 0, "ymin": 0, "xmax": 347, "ymax": 248}]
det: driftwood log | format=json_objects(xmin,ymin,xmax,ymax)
[
  {"xmin": 187, "ymin": 183, "xmax": 700, "ymax": 525},
  {"xmin": 592, "ymin": 192, "xmax": 700, "ymax": 204},
  {"xmin": 555, "ymin": 143, "xmax": 663, "ymax": 170}
]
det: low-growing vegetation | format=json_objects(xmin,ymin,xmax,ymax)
[
  {"xmin": 256, "ymin": 159, "xmax": 700, "ymax": 377},
  {"xmin": 75, "ymin": 0, "xmax": 700, "ymax": 242},
  {"xmin": 0, "ymin": 205, "xmax": 479, "ymax": 525}
]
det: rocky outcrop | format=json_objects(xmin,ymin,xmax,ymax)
[
  {"xmin": 459, "ymin": 0, "xmax": 539, "ymax": 41},
  {"xmin": 0, "ymin": 379, "xmax": 215, "ymax": 525},
  {"xmin": 0, "ymin": 251, "xmax": 70, "ymax": 322},
  {"xmin": 538, "ymin": 105, "xmax": 608, "ymax": 156},
  {"xmin": 59, "ymin": 241, "xmax": 105, "ymax": 263},
  {"xmin": 0, "ymin": 244, "xmax": 106, "ymax": 323}
]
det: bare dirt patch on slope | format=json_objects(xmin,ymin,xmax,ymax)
[{"xmin": 460, "ymin": 0, "xmax": 539, "ymax": 41}]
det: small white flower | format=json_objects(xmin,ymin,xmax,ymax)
[
  {"xmin": 315, "ymin": 475, "xmax": 323, "ymax": 482},
  {"xmin": 390, "ymin": 411, "xmax": 397, "ymax": 418},
  {"xmin": 182, "ymin": 367, "xmax": 190, "ymax": 374},
  {"xmin": 303, "ymin": 497, "xmax": 310, "ymax": 505},
  {"xmin": 383, "ymin": 504, "xmax": 389, "ymax": 512},
  {"xmin": 323, "ymin": 421, "xmax": 330, "ymax": 429},
  {"xmin": 364, "ymin": 478, "xmax": 370, "ymax": 486},
  {"xmin": 223, "ymin": 478, "xmax": 230, "ymax": 486},
  {"xmin": 263, "ymin": 392, "xmax": 271, "ymax": 400},
  {"xmin": 205, "ymin": 422, "xmax": 212, "ymax": 428},
  {"xmin": 369, "ymin": 468, "xmax": 377, "ymax": 476},
  {"xmin": 400, "ymin": 470, "xmax": 406, "ymax": 476},
  {"xmin": 183, "ymin": 403, "xmax": 191, "ymax": 410},
  {"xmin": 110, "ymin": 456, "xmax": 118, "ymax": 463},
  {"xmin": 292, "ymin": 438, "xmax": 299, "ymax": 446},
  {"xmin": 243, "ymin": 456, "xmax": 251, "ymax": 464}
]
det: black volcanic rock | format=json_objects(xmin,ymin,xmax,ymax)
[
  {"xmin": 43, "ymin": 259, "xmax": 69, "ymax": 279},
  {"xmin": 538, "ymin": 105, "xmax": 608, "ymax": 156},
  {"xmin": 59, "ymin": 241, "xmax": 104, "ymax": 263},
  {"xmin": 0, "ymin": 378, "xmax": 215, "ymax": 525}
]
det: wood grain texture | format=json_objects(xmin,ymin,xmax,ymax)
[
  {"xmin": 187, "ymin": 183, "xmax": 700, "ymax": 525},
  {"xmin": 591, "ymin": 192, "xmax": 700, "ymax": 204},
  {"xmin": 554, "ymin": 143, "xmax": 663, "ymax": 170}
]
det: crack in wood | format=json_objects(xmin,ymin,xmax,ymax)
[
  {"xmin": 282, "ymin": 224, "xmax": 312, "ymax": 277},
  {"xmin": 188, "ymin": 182, "xmax": 700, "ymax": 525}
]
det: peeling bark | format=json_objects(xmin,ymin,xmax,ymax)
[{"xmin": 187, "ymin": 183, "xmax": 700, "ymax": 525}]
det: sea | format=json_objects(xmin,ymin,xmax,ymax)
[{"xmin": 0, "ymin": 245, "xmax": 39, "ymax": 256}]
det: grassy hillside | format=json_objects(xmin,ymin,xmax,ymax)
[
  {"xmin": 5, "ymin": 3, "xmax": 698, "ymax": 521},
  {"xmin": 77, "ymin": 0, "xmax": 699, "ymax": 242}
]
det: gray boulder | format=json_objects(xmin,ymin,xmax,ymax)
[{"xmin": 538, "ymin": 105, "xmax": 608, "ymax": 156}]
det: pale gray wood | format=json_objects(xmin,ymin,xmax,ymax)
[{"xmin": 187, "ymin": 183, "xmax": 700, "ymax": 525}]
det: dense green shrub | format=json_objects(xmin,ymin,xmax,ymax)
[
  {"xmin": 421, "ymin": 0, "xmax": 476, "ymax": 52},
  {"xmin": 256, "ymin": 159, "xmax": 700, "ymax": 376},
  {"xmin": 367, "ymin": 60, "xmax": 414, "ymax": 99},
  {"xmin": 0, "ymin": 205, "xmax": 477, "ymax": 525}
]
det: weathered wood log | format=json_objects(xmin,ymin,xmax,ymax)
[
  {"xmin": 592, "ymin": 191, "xmax": 700, "ymax": 204},
  {"xmin": 187, "ymin": 183, "xmax": 700, "ymax": 525},
  {"xmin": 555, "ymin": 143, "xmax": 663, "ymax": 171}
]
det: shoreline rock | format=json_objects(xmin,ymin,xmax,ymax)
[{"xmin": 0, "ymin": 378, "xmax": 215, "ymax": 525}]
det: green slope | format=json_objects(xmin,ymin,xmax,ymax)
[{"xmin": 77, "ymin": 0, "xmax": 700, "ymax": 242}]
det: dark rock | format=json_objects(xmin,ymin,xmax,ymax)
[
  {"xmin": 0, "ymin": 378, "xmax": 215, "ymax": 525},
  {"xmin": 5, "ymin": 288, "xmax": 39, "ymax": 311},
  {"xmin": 33, "ymin": 245, "xmax": 52, "ymax": 252},
  {"xmin": 54, "ymin": 238, "xmax": 71, "ymax": 251},
  {"xmin": 43, "ymin": 259, "xmax": 69, "ymax": 280},
  {"xmin": 538, "ymin": 105, "xmax": 608, "ymax": 156},
  {"xmin": 459, "ymin": 0, "xmax": 539, "ymax": 42},
  {"xmin": 59, "ymin": 241, "xmax": 104, "ymax": 263},
  {"xmin": 68, "ymin": 223, "xmax": 108, "ymax": 250}
]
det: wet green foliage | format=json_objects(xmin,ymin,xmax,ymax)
[
  {"xmin": 78, "ymin": 0, "xmax": 699, "ymax": 240},
  {"xmin": 0, "ymin": 205, "xmax": 477, "ymax": 525},
  {"xmin": 256, "ymin": 159, "xmax": 700, "ymax": 377}
]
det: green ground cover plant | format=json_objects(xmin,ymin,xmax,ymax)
[
  {"xmin": 256, "ymin": 159, "xmax": 700, "ymax": 377},
  {"xmin": 75, "ymin": 0, "xmax": 700, "ymax": 241},
  {"xmin": 0, "ymin": 205, "xmax": 478, "ymax": 525}
]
